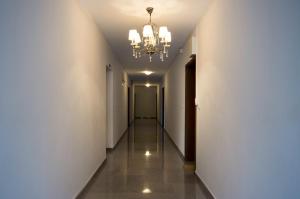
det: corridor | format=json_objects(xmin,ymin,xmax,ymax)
[
  {"xmin": 1, "ymin": 0, "xmax": 300, "ymax": 198},
  {"xmin": 79, "ymin": 120, "xmax": 208, "ymax": 199}
]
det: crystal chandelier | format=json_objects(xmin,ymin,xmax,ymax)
[{"xmin": 128, "ymin": 7, "xmax": 172, "ymax": 62}]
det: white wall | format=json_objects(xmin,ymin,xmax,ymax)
[
  {"xmin": 164, "ymin": 35, "xmax": 194, "ymax": 155},
  {"xmin": 157, "ymin": 85, "xmax": 162, "ymax": 124},
  {"xmin": 0, "ymin": 0, "xmax": 122, "ymax": 198},
  {"xmin": 104, "ymin": 53, "xmax": 128, "ymax": 149},
  {"xmin": 129, "ymin": 82, "xmax": 135, "ymax": 123},
  {"xmin": 110, "ymin": 69, "xmax": 128, "ymax": 148},
  {"xmin": 195, "ymin": 0, "xmax": 300, "ymax": 198}
]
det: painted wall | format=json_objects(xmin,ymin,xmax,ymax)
[
  {"xmin": 129, "ymin": 82, "xmax": 135, "ymax": 123},
  {"xmin": 110, "ymin": 69, "xmax": 128, "ymax": 148},
  {"xmin": 104, "ymin": 54, "xmax": 128, "ymax": 149},
  {"xmin": 0, "ymin": 0, "xmax": 122, "ymax": 198},
  {"xmin": 164, "ymin": 35, "xmax": 194, "ymax": 155},
  {"xmin": 157, "ymin": 85, "xmax": 162, "ymax": 124},
  {"xmin": 195, "ymin": 0, "xmax": 300, "ymax": 198}
]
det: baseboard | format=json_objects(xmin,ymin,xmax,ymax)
[
  {"xmin": 106, "ymin": 128, "xmax": 128, "ymax": 152},
  {"xmin": 135, "ymin": 117, "xmax": 157, "ymax": 119},
  {"xmin": 129, "ymin": 120, "xmax": 134, "ymax": 126},
  {"xmin": 76, "ymin": 128, "xmax": 129, "ymax": 198},
  {"xmin": 74, "ymin": 158, "xmax": 107, "ymax": 199},
  {"xmin": 106, "ymin": 148, "xmax": 113, "ymax": 153},
  {"xmin": 157, "ymin": 120, "xmax": 163, "ymax": 127},
  {"xmin": 195, "ymin": 171, "xmax": 216, "ymax": 199},
  {"xmin": 163, "ymin": 129, "xmax": 185, "ymax": 161}
]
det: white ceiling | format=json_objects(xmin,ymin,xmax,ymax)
[{"xmin": 80, "ymin": 0, "xmax": 209, "ymax": 75}]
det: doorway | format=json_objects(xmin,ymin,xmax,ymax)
[
  {"xmin": 128, "ymin": 87, "xmax": 130, "ymax": 127},
  {"xmin": 134, "ymin": 85, "xmax": 157, "ymax": 119},
  {"xmin": 185, "ymin": 55, "xmax": 196, "ymax": 162},
  {"xmin": 162, "ymin": 87, "xmax": 165, "ymax": 128},
  {"xmin": 106, "ymin": 65, "xmax": 113, "ymax": 148}
]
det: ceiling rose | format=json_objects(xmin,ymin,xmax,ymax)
[{"xmin": 128, "ymin": 7, "xmax": 172, "ymax": 62}]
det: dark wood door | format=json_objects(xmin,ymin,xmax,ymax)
[
  {"xmin": 128, "ymin": 87, "xmax": 130, "ymax": 127},
  {"xmin": 185, "ymin": 55, "xmax": 196, "ymax": 162},
  {"xmin": 162, "ymin": 87, "xmax": 165, "ymax": 128}
]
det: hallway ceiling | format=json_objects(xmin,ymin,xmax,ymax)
[{"xmin": 81, "ymin": 0, "xmax": 209, "ymax": 74}]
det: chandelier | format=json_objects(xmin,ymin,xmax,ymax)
[{"xmin": 128, "ymin": 7, "xmax": 172, "ymax": 62}]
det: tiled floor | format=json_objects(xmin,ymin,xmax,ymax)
[{"xmin": 79, "ymin": 119, "xmax": 209, "ymax": 199}]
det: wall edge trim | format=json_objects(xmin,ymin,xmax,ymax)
[
  {"xmin": 74, "ymin": 158, "xmax": 107, "ymax": 199},
  {"xmin": 164, "ymin": 129, "xmax": 185, "ymax": 161},
  {"xmin": 195, "ymin": 170, "xmax": 216, "ymax": 199},
  {"xmin": 107, "ymin": 128, "xmax": 129, "ymax": 152}
]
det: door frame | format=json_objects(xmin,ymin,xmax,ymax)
[
  {"xmin": 184, "ymin": 55, "xmax": 196, "ymax": 162},
  {"xmin": 162, "ymin": 87, "xmax": 165, "ymax": 128},
  {"xmin": 128, "ymin": 87, "xmax": 130, "ymax": 127},
  {"xmin": 133, "ymin": 84, "xmax": 160, "ymax": 120}
]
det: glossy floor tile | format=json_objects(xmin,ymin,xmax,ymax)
[{"xmin": 79, "ymin": 119, "xmax": 208, "ymax": 199}]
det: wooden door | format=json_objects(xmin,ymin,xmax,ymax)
[{"xmin": 185, "ymin": 55, "xmax": 196, "ymax": 162}]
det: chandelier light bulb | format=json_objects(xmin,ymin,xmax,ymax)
[
  {"xmin": 129, "ymin": 29, "xmax": 137, "ymax": 41},
  {"xmin": 143, "ymin": 25, "xmax": 154, "ymax": 37},
  {"xmin": 135, "ymin": 33, "xmax": 141, "ymax": 44},
  {"xmin": 165, "ymin": 32, "xmax": 172, "ymax": 43},
  {"xmin": 159, "ymin": 26, "xmax": 168, "ymax": 38}
]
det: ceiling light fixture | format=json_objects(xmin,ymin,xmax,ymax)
[
  {"xmin": 142, "ymin": 188, "xmax": 152, "ymax": 194},
  {"xmin": 145, "ymin": 83, "xmax": 151, "ymax": 88},
  {"xmin": 128, "ymin": 7, "xmax": 172, "ymax": 62},
  {"xmin": 145, "ymin": 151, "xmax": 151, "ymax": 156},
  {"xmin": 143, "ymin": 70, "xmax": 153, "ymax": 76}
]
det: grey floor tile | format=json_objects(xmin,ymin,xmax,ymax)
[{"xmin": 79, "ymin": 119, "xmax": 209, "ymax": 199}]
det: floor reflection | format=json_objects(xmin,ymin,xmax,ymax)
[{"xmin": 79, "ymin": 119, "xmax": 208, "ymax": 199}]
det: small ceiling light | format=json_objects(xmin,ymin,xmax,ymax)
[
  {"xmin": 142, "ymin": 188, "xmax": 152, "ymax": 194},
  {"xmin": 145, "ymin": 151, "xmax": 151, "ymax": 156},
  {"xmin": 143, "ymin": 71, "xmax": 153, "ymax": 76},
  {"xmin": 145, "ymin": 83, "xmax": 151, "ymax": 87}
]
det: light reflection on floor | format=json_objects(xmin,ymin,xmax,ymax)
[{"xmin": 79, "ymin": 119, "xmax": 208, "ymax": 199}]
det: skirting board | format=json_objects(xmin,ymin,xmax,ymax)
[
  {"xmin": 76, "ymin": 128, "xmax": 129, "ymax": 198},
  {"xmin": 164, "ymin": 128, "xmax": 215, "ymax": 199},
  {"xmin": 106, "ymin": 128, "xmax": 128, "ymax": 152},
  {"xmin": 195, "ymin": 171, "xmax": 216, "ymax": 199},
  {"xmin": 163, "ymin": 129, "xmax": 185, "ymax": 161},
  {"xmin": 74, "ymin": 159, "xmax": 107, "ymax": 199}
]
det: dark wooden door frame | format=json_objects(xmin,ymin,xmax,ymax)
[
  {"xmin": 185, "ymin": 55, "xmax": 196, "ymax": 162},
  {"xmin": 128, "ymin": 87, "xmax": 130, "ymax": 127},
  {"xmin": 155, "ymin": 86, "xmax": 158, "ymax": 119},
  {"xmin": 162, "ymin": 87, "xmax": 165, "ymax": 128}
]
